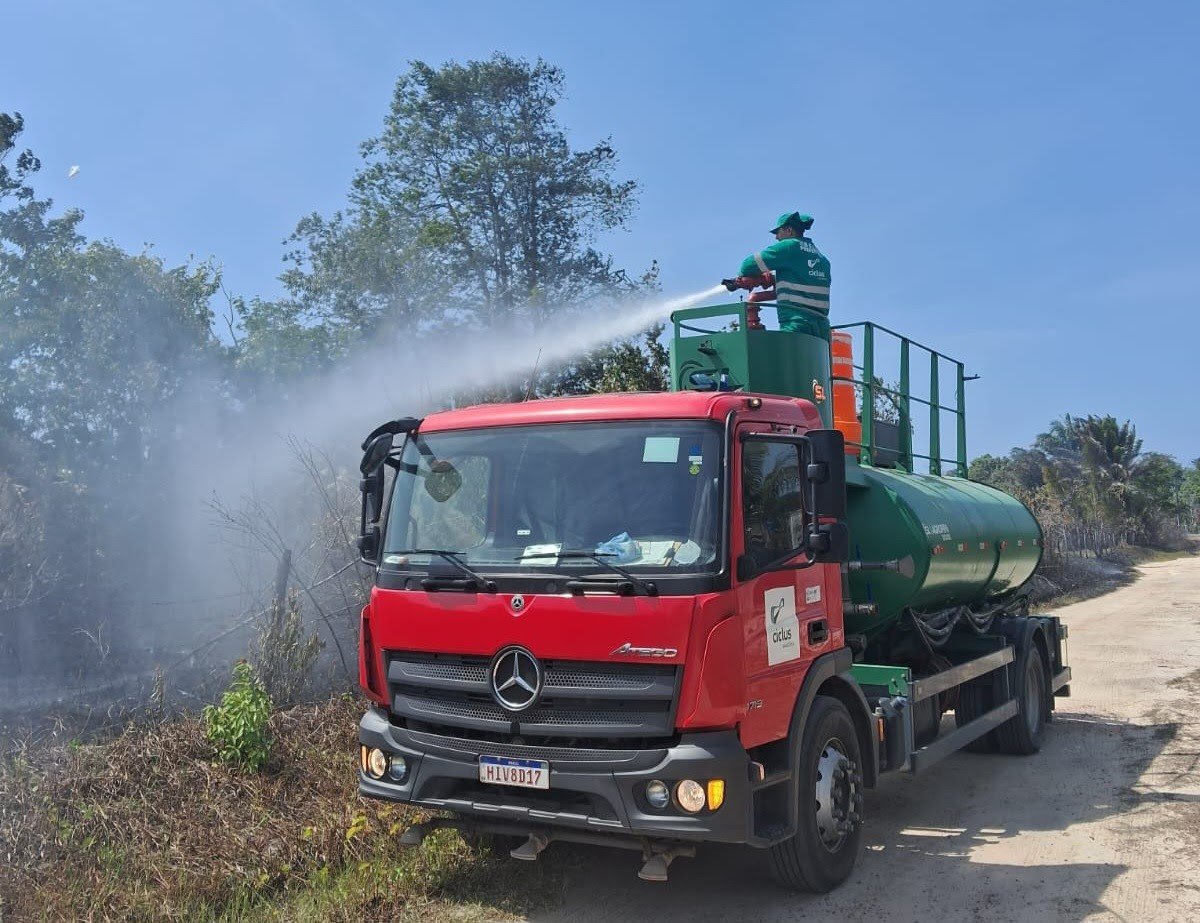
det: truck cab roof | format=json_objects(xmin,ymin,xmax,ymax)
[{"xmin": 419, "ymin": 390, "xmax": 824, "ymax": 433}]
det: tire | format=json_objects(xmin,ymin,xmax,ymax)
[
  {"xmin": 994, "ymin": 641, "xmax": 1049, "ymax": 755},
  {"xmin": 768, "ymin": 695, "xmax": 864, "ymax": 892},
  {"xmin": 954, "ymin": 677, "xmax": 998, "ymax": 753}
]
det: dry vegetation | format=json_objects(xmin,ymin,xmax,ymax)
[{"xmin": 0, "ymin": 696, "xmax": 568, "ymax": 922}]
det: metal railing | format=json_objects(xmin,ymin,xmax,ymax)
[
  {"xmin": 672, "ymin": 302, "xmax": 750, "ymax": 337},
  {"xmin": 831, "ymin": 321, "xmax": 970, "ymax": 477}
]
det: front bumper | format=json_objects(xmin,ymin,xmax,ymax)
[{"xmin": 358, "ymin": 707, "xmax": 754, "ymax": 843}]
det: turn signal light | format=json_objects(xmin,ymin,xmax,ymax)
[{"xmin": 706, "ymin": 779, "xmax": 726, "ymax": 811}]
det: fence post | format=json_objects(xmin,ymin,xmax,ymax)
[
  {"xmin": 929, "ymin": 353, "xmax": 941, "ymax": 476},
  {"xmin": 899, "ymin": 338, "xmax": 912, "ymax": 471},
  {"xmin": 861, "ymin": 324, "xmax": 875, "ymax": 466},
  {"xmin": 955, "ymin": 361, "xmax": 967, "ymax": 477}
]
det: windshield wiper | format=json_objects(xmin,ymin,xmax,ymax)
[
  {"xmin": 397, "ymin": 548, "xmax": 497, "ymax": 593},
  {"xmin": 519, "ymin": 549, "xmax": 658, "ymax": 597}
]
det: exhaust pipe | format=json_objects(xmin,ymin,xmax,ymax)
[
  {"xmin": 510, "ymin": 833, "xmax": 552, "ymax": 861},
  {"xmin": 638, "ymin": 844, "xmax": 695, "ymax": 882}
]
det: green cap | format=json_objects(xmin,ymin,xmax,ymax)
[{"xmin": 770, "ymin": 211, "xmax": 814, "ymax": 233}]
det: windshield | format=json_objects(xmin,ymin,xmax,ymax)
[{"xmin": 382, "ymin": 421, "xmax": 723, "ymax": 572}]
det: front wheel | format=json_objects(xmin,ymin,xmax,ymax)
[{"xmin": 768, "ymin": 695, "xmax": 864, "ymax": 892}]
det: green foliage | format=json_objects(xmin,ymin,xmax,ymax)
[
  {"xmin": 238, "ymin": 53, "xmax": 647, "ymax": 381},
  {"xmin": 1, "ymin": 112, "xmax": 231, "ymax": 684},
  {"xmin": 354, "ymin": 53, "xmax": 640, "ymax": 321},
  {"xmin": 1181, "ymin": 459, "xmax": 1200, "ymax": 529},
  {"xmin": 974, "ymin": 414, "xmax": 1195, "ymax": 558},
  {"xmin": 203, "ymin": 661, "xmax": 273, "ymax": 772},
  {"xmin": 546, "ymin": 323, "xmax": 670, "ymax": 397}
]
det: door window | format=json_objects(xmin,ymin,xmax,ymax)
[{"xmin": 741, "ymin": 440, "xmax": 804, "ymax": 569}]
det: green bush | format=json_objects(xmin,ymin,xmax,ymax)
[{"xmin": 203, "ymin": 660, "xmax": 272, "ymax": 771}]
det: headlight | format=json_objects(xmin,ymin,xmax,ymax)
[
  {"xmin": 366, "ymin": 747, "xmax": 388, "ymax": 779},
  {"xmin": 644, "ymin": 779, "xmax": 670, "ymax": 810},
  {"xmin": 674, "ymin": 779, "xmax": 706, "ymax": 813},
  {"xmin": 389, "ymin": 754, "xmax": 409, "ymax": 782}
]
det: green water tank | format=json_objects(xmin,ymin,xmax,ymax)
[{"xmin": 844, "ymin": 464, "xmax": 1042, "ymax": 637}]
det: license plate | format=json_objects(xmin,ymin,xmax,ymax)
[{"xmin": 478, "ymin": 755, "xmax": 550, "ymax": 790}]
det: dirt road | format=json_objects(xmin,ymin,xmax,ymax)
[{"xmin": 532, "ymin": 555, "xmax": 1200, "ymax": 923}]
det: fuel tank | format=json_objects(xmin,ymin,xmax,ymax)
[{"xmin": 843, "ymin": 464, "xmax": 1042, "ymax": 637}]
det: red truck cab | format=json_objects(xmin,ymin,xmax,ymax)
[{"xmin": 356, "ymin": 389, "xmax": 871, "ymax": 886}]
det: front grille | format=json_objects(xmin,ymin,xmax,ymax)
[{"xmin": 387, "ymin": 651, "xmax": 678, "ymax": 739}]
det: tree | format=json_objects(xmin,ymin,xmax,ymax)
[
  {"xmin": 1130, "ymin": 452, "xmax": 1184, "ymax": 513},
  {"xmin": 1, "ymin": 112, "xmax": 228, "ymax": 691},
  {"xmin": 969, "ymin": 447, "xmax": 1046, "ymax": 500},
  {"xmin": 1128, "ymin": 451, "xmax": 1186, "ymax": 545},
  {"xmin": 1075, "ymin": 415, "xmax": 1142, "ymax": 523},
  {"xmin": 1028, "ymin": 414, "xmax": 1143, "ymax": 554},
  {"xmin": 548, "ymin": 324, "xmax": 670, "ymax": 396},
  {"xmin": 2, "ymin": 112, "xmax": 222, "ymax": 480},
  {"xmin": 1181, "ymin": 458, "xmax": 1200, "ymax": 531},
  {"xmin": 240, "ymin": 54, "xmax": 648, "ymax": 378},
  {"xmin": 352, "ymin": 54, "xmax": 639, "ymax": 324},
  {"xmin": 0, "ymin": 112, "xmax": 85, "ymax": 476}
]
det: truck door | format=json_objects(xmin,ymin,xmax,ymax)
[{"xmin": 734, "ymin": 425, "xmax": 835, "ymax": 748}]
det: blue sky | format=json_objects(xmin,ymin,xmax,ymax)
[{"xmin": 4, "ymin": 1, "xmax": 1198, "ymax": 461}]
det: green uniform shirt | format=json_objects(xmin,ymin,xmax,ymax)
[{"xmin": 739, "ymin": 236, "xmax": 832, "ymax": 333}]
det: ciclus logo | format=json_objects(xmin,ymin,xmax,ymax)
[{"xmin": 764, "ymin": 586, "xmax": 801, "ymax": 666}]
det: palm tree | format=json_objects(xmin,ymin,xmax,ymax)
[{"xmin": 1072, "ymin": 415, "xmax": 1142, "ymax": 551}]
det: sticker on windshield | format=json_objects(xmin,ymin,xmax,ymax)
[
  {"xmin": 642, "ymin": 436, "xmax": 680, "ymax": 463},
  {"xmin": 764, "ymin": 586, "xmax": 801, "ymax": 665},
  {"xmin": 520, "ymin": 543, "xmax": 562, "ymax": 567},
  {"xmin": 687, "ymin": 444, "xmax": 703, "ymax": 475}
]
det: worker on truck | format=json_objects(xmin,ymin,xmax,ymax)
[{"xmin": 725, "ymin": 211, "xmax": 831, "ymax": 337}]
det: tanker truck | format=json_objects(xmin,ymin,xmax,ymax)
[{"xmin": 352, "ymin": 299, "xmax": 1070, "ymax": 890}]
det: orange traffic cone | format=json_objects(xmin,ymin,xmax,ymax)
[{"xmin": 831, "ymin": 331, "xmax": 861, "ymax": 453}]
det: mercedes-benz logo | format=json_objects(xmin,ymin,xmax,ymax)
[{"xmin": 489, "ymin": 646, "xmax": 543, "ymax": 712}]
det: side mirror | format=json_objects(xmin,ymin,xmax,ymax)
[
  {"xmin": 805, "ymin": 429, "xmax": 846, "ymax": 522},
  {"xmin": 806, "ymin": 521, "xmax": 849, "ymax": 563},
  {"xmin": 358, "ymin": 526, "xmax": 381, "ymax": 563},
  {"xmin": 360, "ymin": 468, "xmax": 385, "ymax": 523},
  {"xmin": 358, "ymin": 431, "xmax": 395, "ymax": 566},
  {"xmin": 360, "ymin": 432, "xmax": 394, "ymax": 475}
]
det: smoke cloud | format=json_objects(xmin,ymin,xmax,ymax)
[{"xmin": 2, "ymin": 284, "xmax": 727, "ymax": 722}]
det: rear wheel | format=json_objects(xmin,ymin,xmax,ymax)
[
  {"xmin": 768, "ymin": 695, "xmax": 864, "ymax": 892},
  {"xmin": 995, "ymin": 642, "xmax": 1048, "ymax": 755}
]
